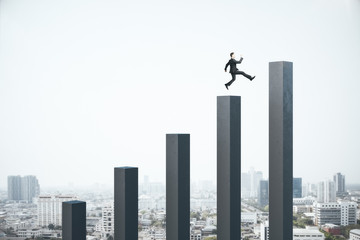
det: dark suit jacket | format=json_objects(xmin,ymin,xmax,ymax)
[{"xmin": 225, "ymin": 57, "xmax": 243, "ymax": 74}]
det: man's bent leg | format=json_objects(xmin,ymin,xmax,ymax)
[{"xmin": 226, "ymin": 74, "xmax": 236, "ymax": 86}]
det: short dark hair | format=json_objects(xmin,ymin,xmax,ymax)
[{"xmin": 230, "ymin": 52, "xmax": 234, "ymax": 57}]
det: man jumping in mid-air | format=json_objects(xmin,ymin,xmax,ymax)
[{"xmin": 224, "ymin": 52, "xmax": 255, "ymax": 90}]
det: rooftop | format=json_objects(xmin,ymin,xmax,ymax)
[
  {"xmin": 293, "ymin": 228, "xmax": 323, "ymax": 235},
  {"xmin": 350, "ymin": 229, "xmax": 360, "ymax": 235}
]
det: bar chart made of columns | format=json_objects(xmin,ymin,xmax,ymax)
[{"xmin": 62, "ymin": 61, "xmax": 294, "ymax": 240}]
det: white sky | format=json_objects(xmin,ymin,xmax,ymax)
[{"xmin": 1, "ymin": 0, "xmax": 360, "ymax": 189}]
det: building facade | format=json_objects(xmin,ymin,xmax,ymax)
[
  {"xmin": 37, "ymin": 195, "xmax": 77, "ymax": 227},
  {"xmin": 314, "ymin": 201, "xmax": 357, "ymax": 226},
  {"xmin": 17, "ymin": 229, "xmax": 42, "ymax": 238},
  {"xmin": 8, "ymin": 176, "xmax": 22, "ymax": 201},
  {"xmin": 321, "ymin": 223, "xmax": 341, "ymax": 235},
  {"xmin": 250, "ymin": 168, "xmax": 263, "ymax": 198},
  {"xmin": 7, "ymin": 175, "xmax": 40, "ymax": 203},
  {"xmin": 21, "ymin": 176, "xmax": 40, "ymax": 203},
  {"xmin": 317, "ymin": 180, "xmax": 336, "ymax": 203},
  {"xmin": 293, "ymin": 228, "xmax": 325, "ymax": 240},
  {"xmin": 333, "ymin": 173, "xmax": 346, "ymax": 196},
  {"xmin": 258, "ymin": 180, "xmax": 269, "ymax": 208},
  {"xmin": 350, "ymin": 229, "xmax": 360, "ymax": 240},
  {"xmin": 101, "ymin": 204, "xmax": 114, "ymax": 238},
  {"xmin": 260, "ymin": 221, "xmax": 269, "ymax": 240}
]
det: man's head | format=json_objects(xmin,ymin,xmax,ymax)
[{"xmin": 230, "ymin": 52, "xmax": 235, "ymax": 59}]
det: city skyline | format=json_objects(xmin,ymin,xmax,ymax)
[
  {"xmin": 0, "ymin": 169, "xmax": 356, "ymax": 191},
  {"xmin": 1, "ymin": 0, "xmax": 360, "ymax": 189}
]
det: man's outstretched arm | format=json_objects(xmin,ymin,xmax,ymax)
[
  {"xmin": 224, "ymin": 61, "xmax": 230, "ymax": 72},
  {"xmin": 235, "ymin": 57, "xmax": 243, "ymax": 64}
]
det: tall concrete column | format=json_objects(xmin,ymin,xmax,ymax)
[
  {"xmin": 269, "ymin": 61, "xmax": 293, "ymax": 240},
  {"xmin": 166, "ymin": 134, "xmax": 190, "ymax": 240},
  {"xmin": 217, "ymin": 96, "xmax": 241, "ymax": 240},
  {"xmin": 114, "ymin": 167, "xmax": 138, "ymax": 240},
  {"xmin": 62, "ymin": 200, "xmax": 86, "ymax": 240}
]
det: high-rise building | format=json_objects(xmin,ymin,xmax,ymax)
[
  {"xmin": 314, "ymin": 201, "xmax": 357, "ymax": 226},
  {"xmin": 7, "ymin": 176, "xmax": 22, "ymax": 201},
  {"xmin": 258, "ymin": 180, "xmax": 269, "ymax": 208},
  {"xmin": 37, "ymin": 195, "xmax": 77, "ymax": 227},
  {"xmin": 21, "ymin": 176, "xmax": 40, "ymax": 203},
  {"xmin": 260, "ymin": 221, "xmax": 269, "ymax": 240},
  {"xmin": 293, "ymin": 178, "xmax": 302, "ymax": 198},
  {"xmin": 317, "ymin": 180, "xmax": 336, "ymax": 203},
  {"xmin": 241, "ymin": 172, "xmax": 251, "ymax": 198},
  {"xmin": 302, "ymin": 183, "xmax": 318, "ymax": 197},
  {"xmin": 7, "ymin": 175, "xmax": 40, "ymax": 203},
  {"xmin": 101, "ymin": 204, "xmax": 114, "ymax": 238},
  {"xmin": 250, "ymin": 168, "xmax": 263, "ymax": 198},
  {"xmin": 333, "ymin": 173, "xmax": 346, "ymax": 196}
]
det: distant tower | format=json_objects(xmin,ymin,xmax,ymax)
[
  {"xmin": 333, "ymin": 173, "xmax": 346, "ymax": 196},
  {"xmin": 317, "ymin": 180, "xmax": 336, "ymax": 203},
  {"xmin": 293, "ymin": 178, "xmax": 302, "ymax": 198},
  {"xmin": 250, "ymin": 168, "xmax": 263, "ymax": 198},
  {"xmin": 7, "ymin": 176, "xmax": 22, "ymax": 201},
  {"xmin": 7, "ymin": 175, "xmax": 40, "ymax": 203},
  {"xmin": 21, "ymin": 175, "xmax": 40, "ymax": 203},
  {"xmin": 241, "ymin": 172, "xmax": 251, "ymax": 198},
  {"xmin": 259, "ymin": 180, "xmax": 269, "ymax": 208}
]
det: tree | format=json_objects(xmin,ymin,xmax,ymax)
[
  {"xmin": 107, "ymin": 236, "xmax": 114, "ymax": 240},
  {"xmin": 263, "ymin": 205, "xmax": 269, "ymax": 212},
  {"xmin": 48, "ymin": 223, "xmax": 55, "ymax": 230},
  {"xmin": 190, "ymin": 211, "xmax": 201, "ymax": 220}
]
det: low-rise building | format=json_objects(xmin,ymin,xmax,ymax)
[
  {"xmin": 17, "ymin": 228, "xmax": 41, "ymax": 238},
  {"xmin": 350, "ymin": 229, "xmax": 360, "ymax": 240},
  {"xmin": 293, "ymin": 197, "xmax": 317, "ymax": 206},
  {"xmin": 293, "ymin": 205, "xmax": 313, "ymax": 214},
  {"xmin": 241, "ymin": 212, "xmax": 257, "ymax": 224},
  {"xmin": 314, "ymin": 201, "xmax": 357, "ymax": 226},
  {"xmin": 293, "ymin": 227, "xmax": 324, "ymax": 240},
  {"xmin": 321, "ymin": 223, "xmax": 341, "ymax": 235}
]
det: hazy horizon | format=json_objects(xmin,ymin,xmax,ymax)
[{"xmin": 1, "ymin": 0, "xmax": 360, "ymax": 189}]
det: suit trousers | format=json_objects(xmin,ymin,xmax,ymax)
[{"xmin": 226, "ymin": 70, "xmax": 252, "ymax": 86}]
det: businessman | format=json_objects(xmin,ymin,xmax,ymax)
[{"xmin": 224, "ymin": 52, "xmax": 255, "ymax": 90}]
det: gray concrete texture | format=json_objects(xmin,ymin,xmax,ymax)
[
  {"xmin": 269, "ymin": 61, "xmax": 293, "ymax": 240},
  {"xmin": 217, "ymin": 96, "xmax": 241, "ymax": 240}
]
